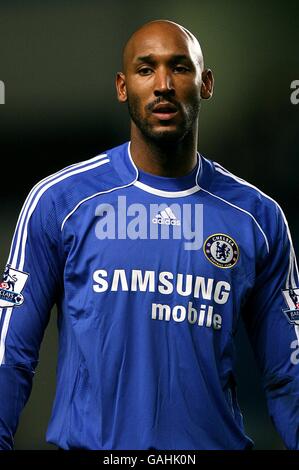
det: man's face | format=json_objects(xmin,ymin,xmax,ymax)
[{"xmin": 117, "ymin": 25, "xmax": 205, "ymax": 144}]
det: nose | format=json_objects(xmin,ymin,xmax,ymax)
[{"xmin": 154, "ymin": 67, "xmax": 175, "ymax": 97}]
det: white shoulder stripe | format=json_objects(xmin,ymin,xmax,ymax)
[
  {"xmin": 61, "ymin": 180, "xmax": 138, "ymax": 231},
  {"xmin": 200, "ymin": 187, "xmax": 270, "ymax": 253},
  {"xmin": 215, "ymin": 163, "xmax": 280, "ymax": 207},
  {"xmin": 214, "ymin": 163, "xmax": 299, "ymax": 339},
  {"xmin": 2, "ymin": 154, "xmax": 110, "ymax": 364},
  {"xmin": 8, "ymin": 153, "xmax": 108, "ymax": 266},
  {"xmin": 0, "ymin": 307, "xmax": 12, "ymax": 364},
  {"xmin": 214, "ymin": 163, "xmax": 299, "ymax": 277},
  {"xmin": 18, "ymin": 158, "xmax": 110, "ymax": 270}
]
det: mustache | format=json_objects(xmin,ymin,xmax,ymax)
[{"xmin": 145, "ymin": 96, "xmax": 179, "ymax": 112}]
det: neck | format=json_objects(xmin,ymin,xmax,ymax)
[{"xmin": 130, "ymin": 123, "xmax": 198, "ymax": 177}]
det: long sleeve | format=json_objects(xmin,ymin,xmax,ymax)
[
  {"xmin": 242, "ymin": 203, "xmax": 299, "ymax": 449},
  {"xmin": 0, "ymin": 190, "xmax": 62, "ymax": 449}
]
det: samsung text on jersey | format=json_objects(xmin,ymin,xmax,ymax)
[{"xmin": 93, "ymin": 269, "xmax": 230, "ymax": 330}]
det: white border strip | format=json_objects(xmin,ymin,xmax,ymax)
[
  {"xmin": 134, "ymin": 181, "xmax": 200, "ymax": 198},
  {"xmin": 1, "ymin": 155, "xmax": 110, "ymax": 364},
  {"xmin": 18, "ymin": 159, "xmax": 110, "ymax": 270},
  {"xmin": 0, "ymin": 308, "xmax": 12, "ymax": 364},
  {"xmin": 214, "ymin": 163, "xmax": 299, "ymax": 274},
  {"xmin": 61, "ymin": 179, "xmax": 138, "ymax": 231},
  {"xmin": 61, "ymin": 142, "xmax": 139, "ymax": 230},
  {"xmin": 9, "ymin": 153, "xmax": 108, "ymax": 268},
  {"xmin": 200, "ymin": 187, "xmax": 270, "ymax": 253},
  {"xmin": 215, "ymin": 162, "xmax": 299, "ymax": 341}
]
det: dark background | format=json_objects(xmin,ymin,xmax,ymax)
[{"xmin": 0, "ymin": 0, "xmax": 298, "ymax": 449}]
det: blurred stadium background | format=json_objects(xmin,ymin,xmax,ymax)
[{"xmin": 0, "ymin": 0, "xmax": 298, "ymax": 449}]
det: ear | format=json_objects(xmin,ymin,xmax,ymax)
[
  {"xmin": 116, "ymin": 72, "xmax": 127, "ymax": 103},
  {"xmin": 200, "ymin": 69, "xmax": 214, "ymax": 100}
]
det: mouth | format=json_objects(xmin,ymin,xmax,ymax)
[{"xmin": 151, "ymin": 102, "xmax": 178, "ymax": 121}]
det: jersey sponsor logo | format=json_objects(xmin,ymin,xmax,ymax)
[
  {"xmin": 152, "ymin": 206, "xmax": 181, "ymax": 226},
  {"xmin": 282, "ymin": 288, "xmax": 299, "ymax": 325},
  {"xmin": 151, "ymin": 301, "xmax": 222, "ymax": 330},
  {"xmin": 93, "ymin": 268, "xmax": 230, "ymax": 331},
  {"xmin": 93, "ymin": 269, "xmax": 231, "ymax": 303},
  {"xmin": 203, "ymin": 234, "xmax": 239, "ymax": 268},
  {"xmin": 0, "ymin": 265, "xmax": 29, "ymax": 307}
]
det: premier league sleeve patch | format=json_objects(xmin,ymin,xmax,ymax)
[
  {"xmin": 0, "ymin": 265, "xmax": 29, "ymax": 308},
  {"xmin": 282, "ymin": 288, "xmax": 299, "ymax": 325}
]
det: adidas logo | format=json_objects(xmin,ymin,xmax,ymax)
[{"xmin": 152, "ymin": 207, "xmax": 181, "ymax": 226}]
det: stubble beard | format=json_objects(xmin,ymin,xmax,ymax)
[{"xmin": 127, "ymin": 95, "xmax": 200, "ymax": 145}]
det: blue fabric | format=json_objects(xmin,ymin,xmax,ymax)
[{"xmin": 0, "ymin": 141, "xmax": 298, "ymax": 449}]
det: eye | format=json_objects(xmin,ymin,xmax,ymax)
[
  {"xmin": 173, "ymin": 65, "xmax": 189, "ymax": 73},
  {"xmin": 137, "ymin": 67, "xmax": 153, "ymax": 76}
]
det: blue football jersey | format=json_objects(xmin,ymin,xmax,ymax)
[{"xmin": 0, "ymin": 141, "xmax": 299, "ymax": 450}]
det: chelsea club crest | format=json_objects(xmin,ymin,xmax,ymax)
[{"xmin": 204, "ymin": 234, "xmax": 239, "ymax": 269}]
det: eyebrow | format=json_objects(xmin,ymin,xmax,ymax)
[{"xmin": 134, "ymin": 54, "xmax": 192, "ymax": 64}]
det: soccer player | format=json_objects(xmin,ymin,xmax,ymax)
[{"xmin": 0, "ymin": 20, "xmax": 298, "ymax": 450}]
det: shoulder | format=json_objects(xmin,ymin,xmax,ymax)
[
  {"xmin": 202, "ymin": 156, "xmax": 282, "ymax": 216},
  {"xmin": 24, "ymin": 143, "xmax": 131, "ymax": 227},
  {"xmin": 201, "ymin": 156, "xmax": 289, "ymax": 250},
  {"xmin": 32, "ymin": 141, "xmax": 132, "ymax": 201},
  {"xmin": 27, "ymin": 141, "xmax": 130, "ymax": 205},
  {"xmin": 37, "ymin": 151, "xmax": 111, "ymax": 203}
]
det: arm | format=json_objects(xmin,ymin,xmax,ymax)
[
  {"xmin": 0, "ymin": 191, "xmax": 62, "ymax": 449},
  {"xmin": 242, "ymin": 203, "xmax": 299, "ymax": 449}
]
